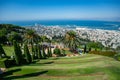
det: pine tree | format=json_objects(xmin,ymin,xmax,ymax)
[
  {"xmin": 24, "ymin": 44, "xmax": 32, "ymax": 63},
  {"xmin": 13, "ymin": 40, "xmax": 23, "ymax": 65},
  {"xmin": 0, "ymin": 44, "xmax": 6, "ymax": 58}
]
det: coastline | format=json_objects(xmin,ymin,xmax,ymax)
[{"xmin": 0, "ymin": 20, "xmax": 120, "ymax": 31}]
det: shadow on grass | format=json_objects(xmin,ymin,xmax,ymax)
[
  {"xmin": 2, "ymin": 70, "xmax": 48, "ymax": 80},
  {"xmin": 32, "ymin": 59, "xmax": 40, "ymax": 64},
  {"xmin": 52, "ymin": 58, "xmax": 59, "ymax": 60},
  {"xmin": 0, "ymin": 68, "xmax": 21, "ymax": 80},
  {"xmin": 42, "ymin": 61, "xmax": 54, "ymax": 64}
]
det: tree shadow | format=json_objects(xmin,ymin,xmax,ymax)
[
  {"xmin": 0, "ymin": 68, "xmax": 21, "ymax": 80},
  {"xmin": 43, "ymin": 61, "xmax": 54, "ymax": 64},
  {"xmin": 52, "ymin": 58, "xmax": 59, "ymax": 60},
  {"xmin": 2, "ymin": 70, "xmax": 48, "ymax": 80},
  {"xmin": 32, "ymin": 59, "xmax": 40, "ymax": 64}
]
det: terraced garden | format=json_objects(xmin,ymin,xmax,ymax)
[{"xmin": 1, "ymin": 54, "xmax": 120, "ymax": 80}]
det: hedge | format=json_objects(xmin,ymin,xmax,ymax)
[
  {"xmin": 0, "ymin": 58, "xmax": 7, "ymax": 68},
  {"xmin": 89, "ymin": 51, "xmax": 117, "ymax": 57}
]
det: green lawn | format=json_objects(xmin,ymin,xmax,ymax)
[
  {"xmin": 3, "ymin": 46, "xmax": 14, "ymax": 56},
  {"xmin": 1, "ymin": 54, "xmax": 120, "ymax": 80}
]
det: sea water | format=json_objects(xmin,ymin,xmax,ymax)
[{"xmin": 0, "ymin": 20, "xmax": 120, "ymax": 31}]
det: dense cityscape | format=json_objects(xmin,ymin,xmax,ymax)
[{"xmin": 29, "ymin": 24, "xmax": 120, "ymax": 49}]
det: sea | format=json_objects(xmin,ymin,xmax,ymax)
[{"xmin": 0, "ymin": 20, "xmax": 120, "ymax": 31}]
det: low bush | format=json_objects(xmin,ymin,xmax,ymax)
[
  {"xmin": 89, "ymin": 51, "xmax": 117, "ymax": 57},
  {"xmin": 114, "ymin": 53, "xmax": 120, "ymax": 61},
  {"xmin": 53, "ymin": 48, "xmax": 61, "ymax": 56},
  {"xmin": 0, "ymin": 58, "xmax": 7, "ymax": 68}
]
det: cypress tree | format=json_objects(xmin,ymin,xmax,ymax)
[
  {"xmin": 31, "ymin": 44, "xmax": 35, "ymax": 61},
  {"xmin": 37, "ymin": 44, "xmax": 43, "ymax": 59},
  {"xmin": 49, "ymin": 47, "xmax": 52, "ymax": 57},
  {"xmin": 34, "ymin": 44, "xmax": 38, "ymax": 59},
  {"xmin": 47, "ymin": 47, "xmax": 52, "ymax": 57},
  {"xmin": 42, "ymin": 46, "xmax": 46, "ymax": 59},
  {"xmin": 0, "ymin": 44, "xmax": 6, "ymax": 58},
  {"xmin": 89, "ymin": 47, "xmax": 91, "ymax": 52},
  {"xmin": 24, "ymin": 44, "xmax": 32, "ymax": 63},
  {"xmin": 13, "ymin": 40, "xmax": 23, "ymax": 65},
  {"xmin": 47, "ymin": 47, "xmax": 50, "ymax": 57},
  {"xmin": 84, "ymin": 45, "xmax": 87, "ymax": 53}
]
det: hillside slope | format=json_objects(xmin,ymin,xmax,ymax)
[{"xmin": 2, "ymin": 54, "xmax": 120, "ymax": 80}]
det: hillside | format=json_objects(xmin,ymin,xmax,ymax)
[{"xmin": 2, "ymin": 54, "xmax": 120, "ymax": 80}]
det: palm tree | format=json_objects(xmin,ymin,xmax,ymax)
[
  {"xmin": 62, "ymin": 30, "xmax": 80, "ymax": 52},
  {"xmin": 24, "ymin": 29, "xmax": 40, "ymax": 60},
  {"xmin": 24, "ymin": 29, "xmax": 40, "ymax": 45}
]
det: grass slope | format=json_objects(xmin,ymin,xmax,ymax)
[
  {"xmin": 1, "ymin": 54, "xmax": 120, "ymax": 80},
  {"xmin": 3, "ymin": 46, "xmax": 14, "ymax": 56}
]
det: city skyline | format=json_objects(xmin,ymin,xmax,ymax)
[{"xmin": 0, "ymin": 0, "xmax": 120, "ymax": 21}]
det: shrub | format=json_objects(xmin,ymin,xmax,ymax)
[
  {"xmin": 114, "ymin": 53, "xmax": 120, "ymax": 61},
  {"xmin": 6, "ymin": 59, "xmax": 16, "ymax": 68},
  {"xmin": 0, "ymin": 58, "xmax": 7, "ymax": 68},
  {"xmin": 54, "ymin": 48, "xmax": 61, "ymax": 56},
  {"xmin": 89, "ymin": 51, "xmax": 117, "ymax": 57}
]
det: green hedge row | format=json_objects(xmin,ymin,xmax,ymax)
[
  {"xmin": 0, "ymin": 58, "xmax": 7, "ymax": 68},
  {"xmin": 89, "ymin": 51, "xmax": 117, "ymax": 57}
]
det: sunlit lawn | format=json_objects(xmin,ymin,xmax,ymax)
[
  {"xmin": 1, "ymin": 53, "xmax": 120, "ymax": 80},
  {"xmin": 3, "ymin": 46, "xmax": 14, "ymax": 56}
]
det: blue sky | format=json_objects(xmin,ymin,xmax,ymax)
[{"xmin": 0, "ymin": 0, "xmax": 120, "ymax": 21}]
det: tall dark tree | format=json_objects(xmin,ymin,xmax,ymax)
[
  {"xmin": 42, "ymin": 46, "xmax": 46, "ymax": 59},
  {"xmin": 47, "ymin": 47, "xmax": 52, "ymax": 57},
  {"xmin": 49, "ymin": 47, "xmax": 52, "ymax": 57},
  {"xmin": 47, "ymin": 47, "xmax": 50, "ymax": 57},
  {"xmin": 84, "ymin": 45, "xmax": 87, "ymax": 53},
  {"xmin": 13, "ymin": 40, "xmax": 23, "ymax": 65},
  {"xmin": 37, "ymin": 44, "xmax": 43, "ymax": 59},
  {"xmin": 0, "ymin": 28, "xmax": 8, "ymax": 44},
  {"xmin": 33, "ymin": 44, "xmax": 38, "ymax": 59},
  {"xmin": 0, "ymin": 44, "xmax": 7, "ymax": 58},
  {"xmin": 24, "ymin": 44, "xmax": 32, "ymax": 63},
  {"xmin": 31, "ymin": 44, "xmax": 35, "ymax": 61}
]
